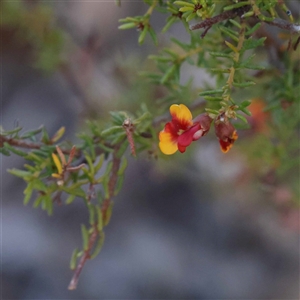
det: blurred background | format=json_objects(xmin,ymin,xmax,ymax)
[{"xmin": 2, "ymin": 1, "xmax": 299, "ymax": 299}]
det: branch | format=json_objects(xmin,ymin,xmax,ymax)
[
  {"xmin": 265, "ymin": 18, "xmax": 300, "ymax": 34},
  {"xmin": 190, "ymin": 5, "xmax": 251, "ymax": 37},
  {"xmin": 68, "ymin": 225, "xmax": 98, "ymax": 290},
  {"xmin": 0, "ymin": 135, "xmax": 42, "ymax": 150},
  {"xmin": 101, "ymin": 151, "xmax": 121, "ymax": 222},
  {"xmin": 68, "ymin": 149, "xmax": 121, "ymax": 290}
]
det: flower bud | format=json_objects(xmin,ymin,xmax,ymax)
[
  {"xmin": 214, "ymin": 114, "xmax": 238, "ymax": 153},
  {"xmin": 193, "ymin": 114, "xmax": 213, "ymax": 136}
]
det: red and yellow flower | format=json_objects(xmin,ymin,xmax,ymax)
[
  {"xmin": 159, "ymin": 104, "xmax": 212, "ymax": 155},
  {"xmin": 159, "ymin": 104, "xmax": 238, "ymax": 154}
]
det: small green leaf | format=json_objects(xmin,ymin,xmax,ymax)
[
  {"xmin": 133, "ymin": 112, "xmax": 152, "ymax": 125},
  {"xmin": 41, "ymin": 127, "xmax": 50, "ymax": 143},
  {"xmin": 170, "ymin": 37, "xmax": 190, "ymax": 51},
  {"xmin": 199, "ymin": 89, "xmax": 223, "ymax": 96},
  {"xmin": 162, "ymin": 16, "xmax": 177, "ymax": 33},
  {"xmin": 118, "ymin": 22, "xmax": 136, "ymax": 30},
  {"xmin": 85, "ymin": 154, "xmax": 95, "ymax": 176},
  {"xmin": 219, "ymin": 25, "xmax": 239, "ymax": 42},
  {"xmin": 110, "ymin": 111, "xmax": 127, "ymax": 126},
  {"xmin": 236, "ymin": 114, "xmax": 249, "ymax": 123},
  {"xmin": 163, "ymin": 48, "xmax": 178, "ymax": 59},
  {"xmin": 160, "ymin": 64, "xmax": 177, "ymax": 84},
  {"xmin": 89, "ymin": 205, "xmax": 95, "ymax": 225},
  {"xmin": 33, "ymin": 194, "xmax": 44, "ymax": 208},
  {"xmin": 94, "ymin": 153, "xmax": 105, "ymax": 172},
  {"xmin": 245, "ymin": 22, "xmax": 262, "ymax": 35},
  {"xmin": 21, "ymin": 126, "xmax": 44, "ymax": 138},
  {"xmin": 228, "ymin": 19, "xmax": 242, "ymax": 29},
  {"xmin": 26, "ymin": 152, "xmax": 44, "ymax": 163},
  {"xmin": 104, "ymin": 202, "xmax": 114, "ymax": 226},
  {"xmin": 138, "ymin": 26, "xmax": 148, "ymax": 45},
  {"xmin": 148, "ymin": 27, "xmax": 158, "ymax": 46},
  {"xmin": 61, "ymin": 186, "xmax": 86, "ymax": 198},
  {"xmin": 81, "ymin": 224, "xmax": 89, "ymax": 251},
  {"xmin": 240, "ymin": 100, "xmax": 252, "ymax": 107},
  {"xmin": 103, "ymin": 175, "xmax": 110, "ymax": 199},
  {"xmin": 70, "ymin": 248, "xmax": 79, "ymax": 270},
  {"xmin": 205, "ymin": 108, "xmax": 219, "ymax": 115},
  {"xmin": 23, "ymin": 182, "xmax": 34, "ymax": 205},
  {"xmin": 66, "ymin": 194, "xmax": 76, "ymax": 205},
  {"xmin": 45, "ymin": 194, "xmax": 53, "ymax": 215},
  {"xmin": 98, "ymin": 143, "xmax": 114, "ymax": 153},
  {"xmin": 186, "ymin": 12, "xmax": 196, "ymax": 22},
  {"xmin": 241, "ymin": 10, "xmax": 254, "ymax": 18},
  {"xmin": 8, "ymin": 168, "xmax": 32, "ymax": 179},
  {"xmin": 96, "ymin": 207, "xmax": 103, "ymax": 232},
  {"xmin": 225, "ymin": 40, "xmax": 238, "ymax": 52},
  {"xmin": 116, "ymin": 140, "xmax": 128, "ymax": 158},
  {"xmin": 239, "ymin": 106, "xmax": 252, "ymax": 116},
  {"xmin": 90, "ymin": 232, "xmax": 105, "ymax": 260},
  {"xmin": 51, "ymin": 126, "xmax": 65, "ymax": 143},
  {"xmin": 101, "ymin": 126, "xmax": 123, "ymax": 138},
  {"xmin": 223, "ymin": 1, "xmax": 250, "ymax": 11},
  {"xmin": 242, "ymin": 64, "xmax": 265, "ymax": 70},
  {"xmin": 209, "ymin": 52, "xmax": 232, "ymax": 58},
  {"xmin": 174, "ymin": 1, "xmax": 194, "ymax": 7},
  {"xmin": 179, "ymin": 6, "xmax": 194, "ymax": 12},
  {"xmin": 203, "ymin": 96, "xmax": 223, "ymax": 101},
  {"xmin": 110, "ymin": 131, "xmax": 127, "ymax": 145},
  {"xmin": 0, "ymin": 126, "xmax": 22, "ymax": 136},
  {"xmin": 243, "ymin": 37, "xmax": 266, "ymax": 50},
  {"xmin": 117, "ymin": 157, "xmax": 127, "ymax": 176},
  {"xmin": 210, "ymin": 68, "xmax": 231, "ymax": 73},
  {"xmin": 232, "ymin": 81, "xmax": 256, "ymax": 87},
  {"xmin": 114, "ymin": 175, "xmax": 124, "ymax": 196},
  {"xmin": 149, "ymin": 55, "xmax": 172, "ymax": 62},
  {"xmin": 0, "ymin": 147, "xmax": 10, "ymax": 156}
]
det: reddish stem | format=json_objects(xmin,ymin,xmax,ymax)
[
  {"xmin": 68, "ymin": 151, "xmax": 121, "ymax": 290},
  {"xmin": 68, "ymin": 225, "xmax": 98, "ymax": 290}
]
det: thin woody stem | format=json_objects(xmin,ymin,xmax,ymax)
[
  {"xmin": 190, "ymin": 6, "xmax": 251, "ymax": 33},
  {"xmin": 0, "ymin": 135, "xmax": 42, "ymax": 150},
  {"xmin": 265, "ymin": 18, "xmax": 300, "ymax": 34},
  {"xmin": 226, "ymin": 20, "xmax": 246, "ymax": 90},
  {"xmin": 68, "ymin": 149, "xmax": 121, "ymax": 290},
  {"xmin": 101, "ymin": 151, "xmax": 121, "ymax": 221},
  {"xmin": 68, "ymin": 225, "xmax": 98, "ymax": 290},
  {"xmin": 0, "ymin": 135, "xmax": 76, "ymax": 155}
]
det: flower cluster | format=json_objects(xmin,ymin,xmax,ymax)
[{"xmin": 159, "ymin": 104, "xmax": 238, "ymax": 155}]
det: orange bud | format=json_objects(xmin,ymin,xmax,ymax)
[{"xmin": 214, "ymin": 114, "xmax": 238, "ymax": 153}]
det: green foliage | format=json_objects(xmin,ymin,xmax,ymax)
[
  {"xmin": 2, "ymin": 0, "xmax": 64, "ymax": 71},
  {"xmin": 1, "ymin": 0, "xmax": 300, "ymax": 289}
]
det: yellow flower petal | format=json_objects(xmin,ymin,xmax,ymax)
[
  {"xmin": 170, "ymin": 104, "xmax": 193, "ymax": 125},
  {"xmin": 52, "ymin": 153, "xmax": 63, "ymax": 174},
  {"xmin": 52, "ymin": 173, "xmax": 62, "ymax": 179},
  {"xmin": 159, "ymin": 131, "xmax": 178, "ymax": 155}
]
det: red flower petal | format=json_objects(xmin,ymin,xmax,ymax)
[{"xmin": 178, "ymin": 124, "xmax": 201, "ymax": 149}]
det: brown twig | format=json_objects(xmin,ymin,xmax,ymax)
[
  {"xmin": 101, "ymin": 151, "xmax": 121, "ymax": 222},
  {"xmin": 68, "ymin": 225, "xmax": 98, "ymax": 290},
  {"xmin": 190, "ymin": 6, "xmax": 251, "ymax": 37},
  {"xmin": 0, "ymin": 135, "xmax": 42, "ymax": 149},
  {"xmin": 68, "ymin": 149, "xmax": 121, "ymax": 290},
  {"xmin": 264, "ymin": 18, "xmax": 300, "ymax": 34},
  {"xmin": 0, "ymin": 135, "xmax": 78, "ymax": 155},
  {"xmin": 123, "ymin": 118, "xmax": 136, "ymax": 157}
]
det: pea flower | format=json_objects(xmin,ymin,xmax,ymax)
[
  {"xmin": 159, "ymin": 104, "xmax": 212, "ymax": 155},
  {"xmin": 214, "ymin": 114, "xmax": 238, "ymax": 153}
]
